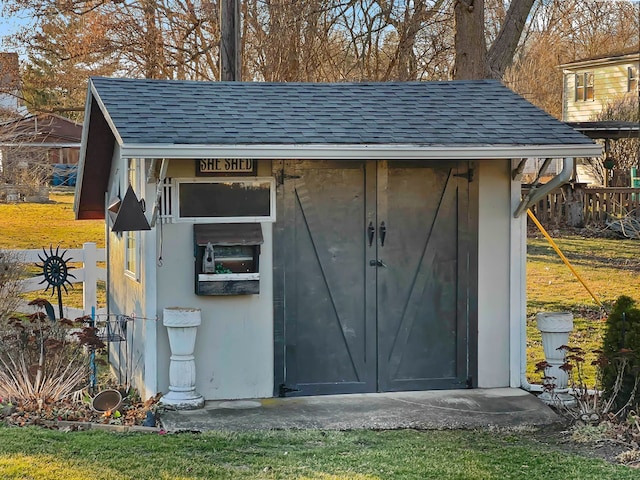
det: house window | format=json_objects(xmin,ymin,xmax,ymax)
[
  {"xmin": 125, "ymin": 158, "xmax": 141, "ymax": 279},
  {"xmin": 175, "ymin": 178, "xmax": 276, "ymax": 223},
  {"xmin": 575, "ymin": 72, "xmax": 594, "ymax": 101},
  {"xmin": 629, "ymin": 66, "xmax": 638, "ymax": 93}
]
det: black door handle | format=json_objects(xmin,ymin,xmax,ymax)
[
  {"xmin": 380, "ymin": 221, "xmax": 386, "ymax": 247},
  {"xmin": 367, "ymin": 221, "xmax": 375, "ymax": 247},
  {"xmin": 369, "ymin": 259, "xmax": 387, "ymax": 267}
]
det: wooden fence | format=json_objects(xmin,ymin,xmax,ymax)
[
  {"xmin": 527, "ymin": 186, "xmax": 640, "ymax": 227},
  {"xmin": 3, "ymin": 242, "xmax": 107, "ymax": 318}
]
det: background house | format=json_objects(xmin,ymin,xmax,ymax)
[
  {"xmin": 559, "ymin": 50, "xmax": 639, "ymax": 187},
  {"xmin": 75, "ymin": 78, "xmax": 600, "ymax": 403},
  {"xmin": 0, "ymin": 51, "xmax": 82, "ymax": 200},
  {"xmin": 0, "ymin": 114, "xmax": 82, "ymax": 201},
  {"xmin": 560, "ymin": 49, "xmax": 639, "ymax": 123}
]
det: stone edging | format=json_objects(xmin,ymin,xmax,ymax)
[{"xmin": 55, "ymin": 420, "xmax": 161, "ymax": 433}]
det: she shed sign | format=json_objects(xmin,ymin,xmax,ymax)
[{"xmin": 196, "ymin": 158, "xmax": 256, "ymax": 176}]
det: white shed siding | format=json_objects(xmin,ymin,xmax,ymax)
[
  {"xmin": 154, "ymin": 159, "xmax": 274, "ymax": 400},
  {"xmin": 154, "ymin": 223, "xmax": 274, "ymax": 400},
  {"xmin": 477, "ymin": 160, "xmax": 512, "ymax": 388},
  {"xmin": 106, "ymin": 147, "xmax": 155, "ymax": 399},
  {"xmin": 563, "ymin": 58, "xmax": 639, "ymax": 122}
]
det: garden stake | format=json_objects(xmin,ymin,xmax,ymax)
[
  {"xmin": 37, "ymin": 245, "xmax": 75, "ymax": 319},
  {"xmin": 90, "ymin": 306, "xmax": 97, "ymax": 394},
  {"xmin": 527, "ymin": 209, "xmax": 603, "ymax": 307}
]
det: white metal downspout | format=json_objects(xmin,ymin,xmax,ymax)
[
  {"xmin": 514, "ymin": 158, "xmax": 574, "ymax": 218},
  {"xmin": 520, "ymin": 233, "xmax": 543, "ymax": 392},
  {"xmin": 510, "ymin": 166, "xmax": 542, "ymax": 392},
  {"xmin": 513, "ymin": 158, "xmax": 574, "ymax": 392}
]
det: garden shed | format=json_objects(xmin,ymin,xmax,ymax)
[{"xmin": 74, "ymin": 78, "xmax": 601, "ymax": 402}]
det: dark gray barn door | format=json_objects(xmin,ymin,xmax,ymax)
[{"xmin": 275, "ymin": 160, "xmax": 474, "ymax": 396}]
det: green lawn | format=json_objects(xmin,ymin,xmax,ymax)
[
  {"xmin": 0, "ymin": 192, "xmax": 104, "ymax": 249},
  {"xmin": 526, "ymin": 232, "xmax": 640, "ymax": 385},
  {"xmin": 0, "ymin": 427, "xmax": 636, "ymax": 480},
  {"xmin": 0, "ymin": 192, "xmax": 105, "ymax": 310}
]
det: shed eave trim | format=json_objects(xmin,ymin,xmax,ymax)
[
  {"xmin": 119, "ymin": 143, "xmax": 602, "ymax": 160},
  {"xmin": 89, "ymin": 80, "xmax": 125, "ymax": 146}
]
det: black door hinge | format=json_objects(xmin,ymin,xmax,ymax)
[
  {"xmin": 453, "ymin": 169, "xmax": 474, "ymax": 182},
  {"xmin": 276, "ymin": 170, "xmax": 301, "ymax": 186},
  {"xmin": 278, "ymin": 383, "xmax": 301, "ymax": 397}
]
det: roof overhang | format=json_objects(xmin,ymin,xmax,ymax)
[
  {"xmin": 74, "ymin": 87, "xmax": 117, "ymax": 220},
  {"xmin": 1, "ymin": 142, "xmax": 80, "ymax": 148},
  {"xmin": 558, "ymin": 52, "xmax": 639, "ymax": 70},
  {"xmin": 567, "ymin": 121, "xmax": 640, "ymax": 140},
  {"xmin": 119, "ymin": 143, "xmax": 602, "ymax": 161},
  {"xmin": 75, "ymin": 77, "xmax": 603, "ymax": 220}
]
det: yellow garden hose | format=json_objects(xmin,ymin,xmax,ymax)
[{"xmin": 527, "ymin": 209, "xmax": 603, "ymax": 307}]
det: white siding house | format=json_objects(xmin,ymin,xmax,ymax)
[{"xmin": 560, "ymin": 50, "xmax": 639, "ymax": 123}]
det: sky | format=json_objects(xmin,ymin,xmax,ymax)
[{"xmin": 0, "ymin": 11, "xmax": 31, "ymax": 54}]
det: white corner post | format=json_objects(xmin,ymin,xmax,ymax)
[
  {"xmin": 160, "ymin": 307, "xmax": 204, "ymax": 409},
  {"xmin": 536, "ymin": 312, "xmax": 575, "ymax": 405}
]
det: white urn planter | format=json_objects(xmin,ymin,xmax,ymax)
[
  {"xmin": 536, "ymin": 312, "xmax": 575, "ymax": 406},
  {"xmin": 160, "ymin": 307, "xmax": 205, "ymax": 410}
]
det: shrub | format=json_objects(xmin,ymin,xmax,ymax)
[
  {"xmin": 601, "ymin": 296, "xmax": 640, "ymax": 415},
  {"xmin": 0, "ymin": 300, "xmax": 103, "ymax": 407},
  {"xmin": 0, "ymin": 250, "xmax": 23, "ymax": 321}
]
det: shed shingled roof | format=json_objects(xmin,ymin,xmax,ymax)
[{"xmin": 89, "ymin": 77, "xmax": 595, "ymax": 147}]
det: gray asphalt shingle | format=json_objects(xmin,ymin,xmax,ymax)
[{"xmin": 89, "ymin": 77, "xmax": 594, "ymax": 147}]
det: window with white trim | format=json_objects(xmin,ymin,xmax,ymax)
[
  {"xmin": 575, "ymin": 72, "xmax": 594, "ymax": 101},
  {"xmin": 629, "ymin": 66, "xmax": 638, "ymax": 93},
  {"xmin": 125, "ymin": 158, "xmax": 141, "ymax": 279},
  {"xmin": 173, "ymin": 178, "xmax": 276, "ymax": 223}
]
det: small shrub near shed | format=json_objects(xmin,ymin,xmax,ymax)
[{"xmin": 601, "ymin": 296, "xmax": 640, "ymax": 416}]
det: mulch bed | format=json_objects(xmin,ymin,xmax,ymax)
[{"xmin": 0, "ymin": 392, "xmax": 162, "ymax": 431}]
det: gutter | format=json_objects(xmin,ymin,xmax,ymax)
[
  {"xmin": 514, "ymin": 158, "xmax": 574, "ymax": 218},
  {"xmin": 119, "ymin": 144, "xmax": 602, "ymax": 161}
]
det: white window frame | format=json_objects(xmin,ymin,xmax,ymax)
[
  {"xmin": 575, "ymin": 72, "xmax": 594, "ymax": 102},
  {"xmin": 173, "ymin": 177, "xmax": 276, "ymax": 223},
  {"xmin": 628, "ymin": 66, "xmax": 638, "ymax": 93},
  {"xmin": 124, "ymin": 158, "xmax": 142, "ymax": 280}
]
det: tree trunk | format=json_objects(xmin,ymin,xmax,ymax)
[
  {"xmin": 453, "ymin": 0, "xmax": 487, "ymax": 80},
  {"xmin": 487, "ymin": 0, "xmax": 536, "ymax": 79},
  {"xmin": 454, "ymin": 0, "xmax": 536, "ymax": 80}
]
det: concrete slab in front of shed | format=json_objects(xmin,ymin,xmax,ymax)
[{"xmin": 158, "ymin": 388, "xmax": 558, "ymax": 433}]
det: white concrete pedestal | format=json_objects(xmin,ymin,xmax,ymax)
[
  {"xmin": 536, "ymin": 312, "xmax": 575, "ymax": 406},
  {"xmin": 160, "ymin": 307, "xmax": 204, "ymax": 410}
]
